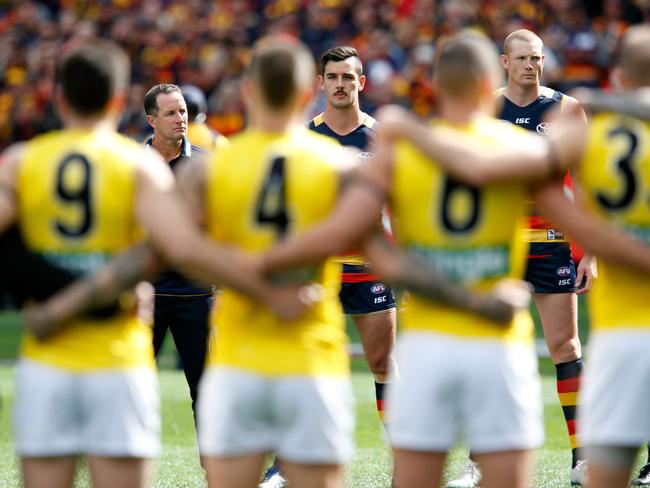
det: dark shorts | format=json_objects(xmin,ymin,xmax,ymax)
[
  {"xmin": 339, "ymin": 268, "xmax": 396, "ymax": 315},
  {"xmin": 525, "ymin": 242, "xmax": 576, "ymax": 294}
]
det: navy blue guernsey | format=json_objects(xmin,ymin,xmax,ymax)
[
  {"xmin": 145, "ymin": 136, "xmax": 212, "ymax": 296},
  {"xmin": 497, "ymin": 86, "xmax": 566, "ymax": 135},
  {"xmin": 307, "ymin": 112, "xmax": 376, "ymax": 152},
  {"xmin": 307, "ymin": 112, "xmax": 381, "ymax": 282}
]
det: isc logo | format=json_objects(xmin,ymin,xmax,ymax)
[{"xmin": 515, "ymin": 117, "xmax": 531, "ymax": 124}]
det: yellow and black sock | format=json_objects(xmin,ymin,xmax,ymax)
[{"xmin": 556, "ymin": 357, "xmax": 584, "ymax": 468}]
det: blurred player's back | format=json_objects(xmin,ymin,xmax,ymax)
[
  {"xmin": 204, "ymin": 128, "xmax": 348, "ymax": 374},
  {"xmin": 391, "ymin": 117, "xmax": 533, "ymax": 340}
]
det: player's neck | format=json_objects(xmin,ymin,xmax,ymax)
[
  {"xmin": 503, "ymin": 83, "xmax": 542, "ymax": 107},
  {"xmin": 439, "ymin": 99, "xmax": 484, "ymax": 125},
  {"xmin": 64, "ymin": 113, "xmax": 116, "ymax": 132},
  {"xmin": 250, "ymin": 109, "xmax": 299, "ymax": 134},
  {"xmin": 323, "ymin": 105, "xmax": 364, "ymax": 135},
  {"xmin": 152, "ymin": 136, "xmax": 183, "ymax": 163}
]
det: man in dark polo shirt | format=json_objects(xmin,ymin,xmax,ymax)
[{"xmin": 144, "ymin": 83, "xmax": 212, "ymax": 420}]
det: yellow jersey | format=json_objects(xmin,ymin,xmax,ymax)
[
  {"xmin": 17, "ymin": 128, "xmax": 154, "ymax": 371},
  {"xmin": 187, "ymin": 121, "xmax": 230, "ymax": 154},
  {"xmin": 204, "ymin": 128, "xmax": 348, "ymax": 376},
  {"xmin": 391, "ymin": 117, "xmax": 534, "ymax": 342},
  {"xmin": 579, "ymin": 113, "xmax": 650, "ymax": 330}
]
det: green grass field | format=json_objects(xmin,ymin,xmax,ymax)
[{"xmin": 0, "ymin": 310, "xmax": 645, "ymax": 487}]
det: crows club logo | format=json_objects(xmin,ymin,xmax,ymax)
[
  {"xmin": 370, "ymin": 283, "xmax": 386, "ymax": 294},
  {"xmin": 556, "ymin": 266, "xmax": 571, "ymax": 277},
  {"xmin": 536, "ymin": 122, "xmax": 551, "ymax": 136}
]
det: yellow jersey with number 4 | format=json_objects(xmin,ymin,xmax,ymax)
[
  {"xmin": 580, "ymin": 113, "xmax": 650, "ymax": 331},
  {"xmin": 204, "ymin": 128, "xmax": 348, "ymax": 376},
  {"xmin": 391, "ymin": 117, "xmax": 534, "ymax": 342},
  {"xmin": 17, "ymin": 128, "xmax": 153, "ymax": 371}
]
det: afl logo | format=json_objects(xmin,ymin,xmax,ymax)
[
  {"xmin": 536, "ymin": 122, "xmax": 551, "ymax": 136},
  {"xmin": 370, "ymin": 283, "xmax": 386, "ymax": 295},
  {"xmin": 556, "ymin": 266, "xmax": 571, "ymax": 277}
]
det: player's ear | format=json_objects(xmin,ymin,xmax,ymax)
[
  {"xmin": 358, "ymin": 74, "xmax": 366, "ymax": 92},
  {"xmin": 499, "ymin": 53, "xmax": 509, "ymax": 70},
  {"xmin": 317, "ymin": 74, "xmax": 325, "ymax": 90}
]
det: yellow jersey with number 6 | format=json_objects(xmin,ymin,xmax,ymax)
[
  {"xmin": 17, "ymin": 128, "xmax": 153, "ymax": 371},
  {"xmin": 204, "ymin": 128, "xmax": 348, "ymax": 376},
  {"xmin": 579, "ymin": 113, "xmax": 650, "ymax": 331},
  {"xmin": 391, "ymin": 117, "xmax": 534, "ymax": 342}
]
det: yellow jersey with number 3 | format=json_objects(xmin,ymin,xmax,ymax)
[
  {"xmin": 579, "ymin": 113, "xmax": 650, "ymax": 331},
  {"xmin": 17, "ymin": 128, "xmax": 154, "ymax": 371},
  {"xmin": 204, "ymin": 128, "xmax": 348, "ymax": 376},
  {"xmin": 391, "ymin": 117, "xmax": 534, "ymax": 342}
]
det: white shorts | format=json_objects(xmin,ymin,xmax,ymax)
[
  {"xmin": 13, "ymin": 359, "xmax": 160, "ymax": 458},
  {"xmin": 581, "ymin": 329, "xmax": 650, "ymax": 447},
  {"xmin": 387, "ymin": 331, "xmax": 543, "ymax": 453},
  {"xmin": 197, "ymin": 366, "xmax": 355, "ymax": 464}
]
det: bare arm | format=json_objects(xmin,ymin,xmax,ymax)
[
  {"xmin": 137, "ymin": 150, "xmax": 310, "ymax": 320},
  {"xmin": 573, "ymin": 87, "xmax": 650, "ymax": 121},
  {"xmin": 0, "ymin": 144, "xmax": 23, "ymax": 233},
  {"xmin": 362, "ymin": 233, "xmax": 531, "ymax": 323},
  {"xmin": 534, "ymin": 184, "xmax": 650, "ymax": 272},
  {"xmin": 374, "ymin": 105, "xmax": 569, "ymax": 186},
  {"xmin": 23, "ymin": 244, "xmax": 164, "ymax": 340}
]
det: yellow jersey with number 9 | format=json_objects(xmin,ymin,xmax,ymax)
[
  {"xmin": 391, "ymin": 117, "xmax": 533, "ymax": 342},
  {"xmin": 579, "ymin": 113, "xmax": 650, "ymax": 331},
  {"xmin": 204, "ymin": 128, "xmax": 348, "ymax": 376},
  {"xmin": 17, "ymin": 128, "xmax": 153, "ymax": 371}
]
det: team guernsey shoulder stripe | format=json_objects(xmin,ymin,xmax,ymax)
[
  {"xmin": 17, "ymin": 128, "xmax": 153, "ymax": 371},
  {"xmin": 204, "ymin": 128, "xmax": 349, "ymax": 376},
  {"xmin": 391, "ymin": 117, "xmax": 534, "ymax": 342},
  {"xmin": 579, "ymin": 113, "xmax": 650, "ymax": 331}
]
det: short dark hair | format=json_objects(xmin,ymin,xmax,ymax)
[
  {"xmin": 57, "ymin": 39, "xmax": 129, "ymax": 116},
  {"xmin": 248, "ymin": 36, "xmax": 315, "ymax": 110},
  {"xmin": 144, "ymin": 84, "xmax": 182, "ymax": 116},
  {"xmin": 320, "ymin": 46, "xmax": 363, "ymax": 76}
]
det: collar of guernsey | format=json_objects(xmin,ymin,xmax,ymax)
[
  {"xmin": 495, "ymin": 86, "xmax": 569, "ymax": 243},
  {"xmin": 145, "ymin": 135, "xmax": 192, "ymax": 167}
]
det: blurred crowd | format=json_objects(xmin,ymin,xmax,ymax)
[{"xmin": 0, "ymin": 0, "xmax": 646, "ymax": 148}]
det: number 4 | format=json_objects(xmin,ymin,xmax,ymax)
[{"xmin": 255, "ymin": 156, "xmax": 290, "ymax": 238}]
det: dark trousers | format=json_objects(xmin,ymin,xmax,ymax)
[{"xmin": 153, "ymin": 294, "xmax": 210, "ymax": 419}]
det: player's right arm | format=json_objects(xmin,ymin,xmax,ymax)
[
  {"xmin": 23, "ymin": 243, "xmax": 163, "ymax": 340},
  {"xmin": 374, "ymin": 105, "xmax": 583, "ymax": 185},
  {"xmin": 136, "ymin": 149, "xmax": 312, "ymax": 320},
  {"xmin": 534, "ymin": 183, "xmax": 650, "ymax": 273},
  {"xmin": 0, "ymin": 143, "xmax": 23, "ymax": 234},
  {"xmin": 574, "ymin": 87, "xmax": 650, "ymax": 121},
  {"xmin": 361, "ymin": 232, "xmax": 531, "ymax": 323}
]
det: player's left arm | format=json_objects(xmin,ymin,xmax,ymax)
[
  {"xmin": 0, "ymin": 144, "xmax": 22, "ymax": 234},
  {"xmin": 361, "ymin": 232, "xmax": 531, "ymax": 324},
  {"xmin": 534, "ymin": 183, "xmax": 650, "ymax": 273}
]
